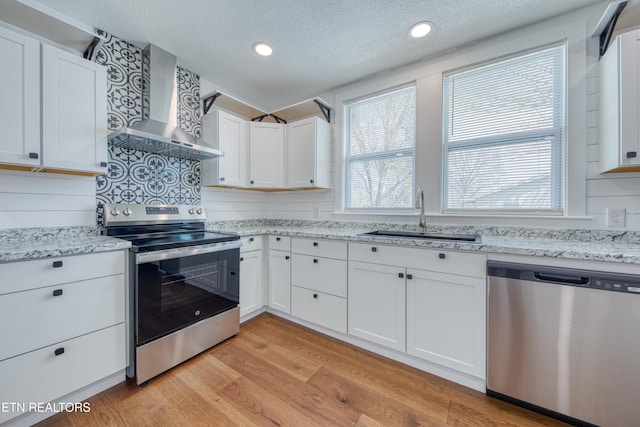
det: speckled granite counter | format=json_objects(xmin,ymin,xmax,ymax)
[
  {"xmin": 206, "ymin": 220, "xmax": 640, "ymax": 265},
  {"xmin": 0, "ymin": 227, "xmax": 131, "ymax": 263}
]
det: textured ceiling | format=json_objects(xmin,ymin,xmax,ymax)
[{"xmin": 35, "ymin": 0, "xmax": 607, "ymax": 112}]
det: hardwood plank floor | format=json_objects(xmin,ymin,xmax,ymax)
[{"xmin": 37, "ymin": 313, "xmax": 568, "ymax": 426}]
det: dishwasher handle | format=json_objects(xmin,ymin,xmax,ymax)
[{"xmin": 533, "ymin": 272, "xmax": 590, "ymax": 285}]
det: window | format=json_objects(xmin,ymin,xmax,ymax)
[
  {"xmin": 443, "ymin": 44, "xmax": 565, "ymax": 213},
  {"xmin": 344, "ymin": 85, "xmax": 416, "ymax": 210}
]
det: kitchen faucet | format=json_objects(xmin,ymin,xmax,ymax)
[{"xmin": 416, "ymin": 187, "xmax": 426, "ymax": 232}]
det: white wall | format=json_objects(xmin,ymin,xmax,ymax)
[
  {"xmin": 201, "ymin": 187, "xmax": 269, "ymax": 221},
  {"xmin": 265, "ymin": 2, "xmax": 640, "ymax": 231},
  {"xmin": 0, "ymin": 170, "xmax": 97, "ymax": 229}
]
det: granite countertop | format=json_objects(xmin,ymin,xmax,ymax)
[
  {"xmin": 0, "ymin": 227, "xmax": 131, "ymax": 263},
  {"xmin": 3, "ymin": 220, "xmax": 640, "ymax": 265},
  {"xmin": 207, "ymin": 221, "xmax": 640, "ymax": 265}
]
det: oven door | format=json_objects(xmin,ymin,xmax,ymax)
[{"xmin": 134, "ymin": 240, "xmax": 241, "ymax": 346}]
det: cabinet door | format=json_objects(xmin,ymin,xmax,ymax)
[
  {"xmin": 348, "ymin": 261, "xmax": 406, "ymax": 351},
  {"xmin": 249, "ymin": 122, "xmax": 284, "ymax": 188},
  {"xmin": 201, "ymin": 110, "xmax": 248, "ymax": 187},
  {"xmin": 407, "ymin": 269, "xmax": 486, "ymax": 378},
  {"xmin": 41, "ymin": 44, "xmax": 108, "ymax": 174},
  {"xmin": 269, "ymin": 249, "xmax": 291, "ymax": 313},
  {"xmin": 286, "ymin": 117, "xmax": 331, "ymax": 188},
  {"xmin": 239, "ymin": 250, "xmax": 262, "ymax": 317},
  {"xmin": 0, "ymin": 26, "xmax": 40, "ymax": 168}
]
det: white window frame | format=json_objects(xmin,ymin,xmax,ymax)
[
  {"xmin": 332, "ymin": 10, "xmax": 591, "ymax": 223},
  {"xmin": 343, "ymin": 84, "xmax": 416, "ymax": 212},
  {"xmin": 441, "ymin": 43, "xmax": 566, "ymax": 215}
]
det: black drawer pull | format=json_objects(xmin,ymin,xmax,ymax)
[
  {"xmin": 29, "ymin": 152, "xmax": 39, "ymax": 159},
  {"xmin": 313, "ymin": 259, "xmax": 318, "ymax": 263},
  {"xmin": 100, "ymin": 161, "xmax": 108, "ymax": 167},
  {"xmin": 627, "ymin": 151, "xmax": 637, "ymax": 158},
  {"xmin": 249, "ymin": 237, "xmax": 254, "ymax": 242},
  {"xmin": 52, "ymin": 261, "xmax": 63, "ymax": 268},
  {"xmin": 276, "ymin": 237, "xmax": 281, "ymax": 241},
  {"xmin": 313, "ymin": 293, "xmax": 318, "ymax": 298},
  {"xmin": 285, "ymin": 256, "xmax": 290, "ymax": 260},
  {"xmin": 52, "ymin": 289, "xmax": 63, "ymax": 297},
  {"xmin": 240, "ymin": 257, "xmax": 244, "ymax": 261},
  {"xmin": 220, "ymin": 177, "xmax": 225, "ymax": 182},
  {"xmin": 371, "ymin": 247, "xmax": 377, "ymax": 252},
  {"xmin": 54, "ymin": 347, "xmax": 65, "ymax": 356},
  {"xmin": 407, "ymin": 274, "xmax": 413, "ymax": 280},
  {"xmin": 310, "ymin": 179, "xmax": 314, "ymax": 184},
  {"xmin": 398, "ymin": 272, "xmax": 404, "ymax": 278},
  {"xmin": 250, "ymin": 180, "xmax": 255, "ymax": 184},
  {"xmin": 230, "ymin": 271, "xmax": 236, "ymax": 276},
  {"xmin": 438, "ymin": 253, "xmax": 446, "ymax": 259},
  {"xmin": 313, "ymin": 242, "xmax": 318, "ymax": 247}
]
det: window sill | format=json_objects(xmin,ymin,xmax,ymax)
[{"xmin": 332, "ymin": 210, "xmax": 593, "ymax": 221}]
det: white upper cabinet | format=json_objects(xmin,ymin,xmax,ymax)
[
  {"xmin": 41, "ymin": 44, "xmax": 108, "ymax": 175},
  {"xmin": 249, "ymin": 121, "xmax": 284, "ymax": 188},
  {"xmin": 0, "ymin": 26, "xmax": 41, "ymax": 168},
  {"xmin": 0, "ymin": 26, "xmax": 107, "ymax": 176},
  {"xmin": 600, "ymin": 29, "xmax": 640, "ymax": 173},
  {"xmin": 201, "ymin": 109, "xmax": 249, "ymax": 187},
  {"xmin": 286, "ymin": 116, "xmax": 331, "ymax": 189}
]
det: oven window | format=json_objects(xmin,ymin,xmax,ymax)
[{"xmin": 136, "ymin": 248, "xmax": 240, "ymax": 345}]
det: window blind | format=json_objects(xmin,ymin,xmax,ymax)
[
  {"xmin": 345, "ymin": 85, "xmax": 416, "ymax": 209},
  {"xmin": 443, "ymin": 45, "xmax": 565, "ymax": 213}
]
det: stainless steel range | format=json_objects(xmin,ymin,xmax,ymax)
[{"xmin": 103, "ymin": 203, "xmax": 241, "ymax": 385}]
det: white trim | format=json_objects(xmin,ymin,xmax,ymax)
[{"xmin": 333, "ymin": 4, "xmax": 600, "ymax": 223}]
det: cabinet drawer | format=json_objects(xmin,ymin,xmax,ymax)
[
  {"xmin": 0, "ymin": 323, "xmax": 126, "ymax": 424},
  {"xmin": 0, "ymin": 274, "xmax": 125, "ymax": 361},
  {"xmin": 269, "ymin": 235, "xmax": 291, "ymax": 251},
  {"xmin": 291, "ymin": 254, "xmax": 347, "ymax": 297},
  {"xmin": 0, "ymin": 251, "xmax": 125, "ymax": 295},
  {"xmin": 349, "ymin": 243, "xmax": 485, "ymax": 278},
  {"xmin": 291, "ymin": 238, "xmax": 347, "ymax": 259},
  {"xmin": 291, "ymin": 286, "xmax": 346, "ymax": 334},
  {"xmin": 240, "ymin": 235, "xmax": 262, "ymax": 252}
]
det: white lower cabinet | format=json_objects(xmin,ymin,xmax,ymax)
[
  {"xmin": 0, "ymin": 250, "xmax": 127, "ymax": 424},
  {"xmin": 291, "ymin": 286, "xmax": 347, "ymax": 333},
  {"xmin": 268, "ymin": 236, "xmax": 291, "ymax": 313},
  {"xmin": 348, "ymin": 261, "xmax": 406, "ymax": 351},
  {"xmin": 406, "ymin": 269, "xmax": 486, "ymax": 378},
  {"xmin": 348, "ymin": 242, "xmax": 487, "ymax": 380},
  {"xmin": 239, "ymin": 236, "xmax": 262, "ymax": 317},
  {"xmin": 290, "ymin": 238, "xmax": 348, "ymax": 333}
]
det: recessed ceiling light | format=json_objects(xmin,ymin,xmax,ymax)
[
  {"xmin": 253, "ymin": 42, "xmax": 273, "ymax": 56},
  {"xmin": 409, "ymin": 22, "xmax": 433, "ymax": 38}
]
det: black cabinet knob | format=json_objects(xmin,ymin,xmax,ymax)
[
  {"xmin": 249, "ymin": 237, "xmax": 254, "ymax": 242},
  {"xmin": 52, "ymin": 289, "xmax": 63, "ymax": 297},
  {"xmin": 54, "ymin": 347, "xmax": 65, "ymax": 356},
  {"xmin": 398, "ymin": 272, "xmax": 404, "ymax": 278},
  {"xmin": 285, "ymin": 255, "xmax": 290, "ymax": 260},
  {"xmin": 313, "ymin": 293, "xmax": 318, "ymax": 299},
  {"xmin": 28, "ymin": 152, "xmax": 39, "ymax": 159},
  {"xmin": 100, "ymin": 161, "xmax": 108, "ymax": 167},
  {"xmin": 313, "ymin": 259, "xmax": 318, "ymax": 263},
  {"xmin": 438, "ymin": 253, "xmax": 446, "ymax": 259},
  {"xmin": 371, "ymin": 247, "xmax": 377, "ymax": 252},
  {"xmin": 313, "ymin": 242, "xmax": 318, "ymax": 247},
  {"xmin": 250, "ymin": 180, "xmax": 255, "ymax": 184},
  {"xmin": 276, "ymin": 237, "xmax": 281, "ymax": 241},
  {"xmin": 407, "ymin": 274, "xmax": 413, "ymax": 280},
  {"xmin": 310, "ymin": 179, "xmax": 314, "ymax": 184},
  {"xmin": 627, "ymin": 151, "xmax": 637, "ymax": 158},
  {"xmin": 220, "ymin": 177, "xmax": 225, "ymax": 181},
  {"xmin": 52, "ymin": 261, "xmax": 63, "ymax": 268},
  {"xmin": 240, "ymin": 257, "xmax": 244, "ymax": 262}
]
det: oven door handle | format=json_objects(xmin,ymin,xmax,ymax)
[{"xmin": 135, "ymin": 240, "xmax": 242, "ymax": 264}]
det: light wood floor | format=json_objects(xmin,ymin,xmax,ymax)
[{"xmin": 38, "ymin": 313, "xmax": 567, "ymax": 426}]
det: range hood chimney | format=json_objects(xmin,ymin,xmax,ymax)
[{"xmin": 108, "ymin": 44, "xmax": 222, "ymax": 160}]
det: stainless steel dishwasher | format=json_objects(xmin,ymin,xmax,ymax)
[{"xmin": 487, "ymin": 261, "xmax": 640, "ymax": 427}]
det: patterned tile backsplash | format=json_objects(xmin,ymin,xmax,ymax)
[{"xmin": 94, "ymin": 30, "xmax": 202, "ymax": 206}]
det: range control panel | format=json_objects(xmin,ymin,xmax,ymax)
[{"xmin": 103, "ymin": 203, "xmax": 206, "ymax": 225}]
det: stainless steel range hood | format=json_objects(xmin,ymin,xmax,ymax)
[{"xmin": 108, "ymin": 44, "xmax": 222, "ymax": 160}]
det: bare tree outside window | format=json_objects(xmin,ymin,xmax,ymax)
[{"xmin": 345, "ymin": 86, "xmax": 416, "ymax": 209}]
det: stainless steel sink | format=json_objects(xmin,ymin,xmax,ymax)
[{"xmin": 359, "ymin": 230, "xmax": 480, "ymax": 243}]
